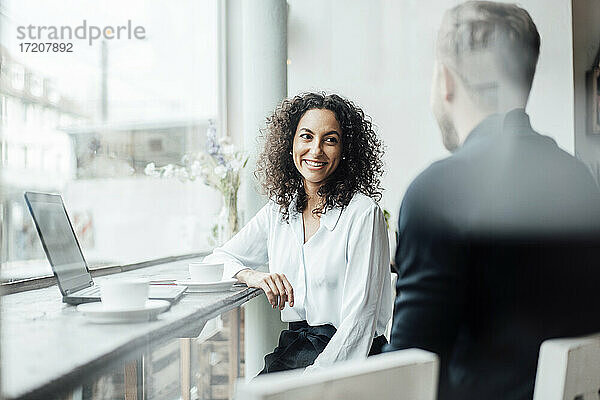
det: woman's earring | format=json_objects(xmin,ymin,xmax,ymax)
[{"xmin": 289, "ymin": 151, "xmax": 292, "ymax": 155}]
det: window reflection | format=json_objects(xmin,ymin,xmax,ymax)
[{"xmin": 0, "ymin": 0, "xmax": 221, "ymax": 281}]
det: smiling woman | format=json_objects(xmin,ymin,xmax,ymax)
[
  {"xmin": 257, "ymin": 92, "xmax": 385, "ymax": 222},
  {"xmin": 293, "ymin": 108, "xmax": 342, "ymax": 190},
  {"xmin": 203, "ymin": 91, "xmax": 392, "ymax": 375}
]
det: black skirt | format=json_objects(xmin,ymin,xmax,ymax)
[{"xmin": 258, "ymin": 320, "xmax": 388, "ymax": 375}]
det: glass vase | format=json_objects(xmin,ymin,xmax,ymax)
[{"xmin": 216, "ymin": 190, "xmax": 239, "ymax": 246}]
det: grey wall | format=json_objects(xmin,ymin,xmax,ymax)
[
  {"xmin": 287, "ymin": 0, "xmax": 576, "ymax": 219},
  {"xmin": 572, "ymin": 0, "xmax": 600, "ymax": 180}
]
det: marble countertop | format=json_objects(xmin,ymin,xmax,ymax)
[{"xmin": 1, "ymin": 258, "xmax": 260, "ymax": 399}]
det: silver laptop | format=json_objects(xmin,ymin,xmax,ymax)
[{"xmin": 24, "ymin": 191, "xmax": 186, "ymax": 305}]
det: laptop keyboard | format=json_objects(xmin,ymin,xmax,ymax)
[{"xmin": 76, "ymin": 286, "xmax": 100, "ymax": 296}]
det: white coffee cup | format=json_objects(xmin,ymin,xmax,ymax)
[
  {"xmin": 100, "ymin": 278, "xmax": 149, "ymax": 310},
  {"xmin": 189, "ymin": 262, "xmax": 224, "ymax": 283}
]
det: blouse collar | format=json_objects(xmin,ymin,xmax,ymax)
[
  {"xmin": 287, "ymin": 195, "xmax": 343, "ymax": 231},
  {"xmin": 320, "ymin": 206, "xmax": 342, "ymax": 231}
]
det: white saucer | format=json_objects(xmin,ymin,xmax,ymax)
[
  {"xmin": 175, "ymin": 278, "xmax": 237, "ymax": 293},
  {"xmin": 77, "ymin": 300, "xmax": 171, "ymax": 324}
]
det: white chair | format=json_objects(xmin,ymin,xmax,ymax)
[
  {"xmin": 533, "ymin": 332, "xmax": 600, "ymax": 400},
  {"xmin": 234, "ymin": 349, "xmax": 439, "ymax": 400}
]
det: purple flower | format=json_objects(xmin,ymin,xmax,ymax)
[{"xmin": 206, "ymin": 120, "xmax": 226, "ymax": 165}]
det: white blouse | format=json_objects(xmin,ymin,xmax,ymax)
[{"xmin": 203, "ymin": 192, "xmax": 392, "ymax": 371}]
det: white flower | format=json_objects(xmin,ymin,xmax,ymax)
[
  {"xmin": 230, "ymin": 159, "xmax": 242, "ymax": 171},
  {"xmin": 190, "ymin": 160, "xmax": 202, "ymax": 177},
  {"xmin": 218, "ymin": 136, "xmax": 232, "ymax": 146},
  {"xmin": 221, "ymin": 144, "xmax": 235, "ymax": 155},
  {"xmin": 175, "ymin": 168, "xmax": 189, "ymax": 181},
  {"xmin": 214, "ymin": 165, "xmax": 228, "ymax": 179},
  {"xmin": 198, "ymin": 152, "xmax": 209, "ymax": 162},
  {"xmin": 162, "ymin": 164, "xmax": 174, "ymax": 178},
  {"xmin": 144, "ymin": 162, "xmax": 157, "ymax": 176}
]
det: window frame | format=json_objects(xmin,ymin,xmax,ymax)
[{"xmin": 0, "ymin": 0, "xmax": 229, "ymax": 286}]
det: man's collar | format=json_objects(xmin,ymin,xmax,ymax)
[
  {"xmin": 462, "ymin": 108, "xmax": 531, "ymax": 148},
  {"xmin": 502, "ymin": 108, "xmax": 531, "ymax": 131}
]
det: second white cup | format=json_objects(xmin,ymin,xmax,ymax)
[
  {"xmin": 189, "ymin": 262, "xmax": 224, "ymax": 283},
  {"xmin": 100, "ymin": 278, "xmax": 149, "ymax": 310}
]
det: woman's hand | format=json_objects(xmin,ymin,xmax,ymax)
[{"xmin": 236, "ymin": 270, "xmax": 294, "ymax": 310}]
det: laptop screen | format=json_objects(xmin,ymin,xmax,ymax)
[{"xmin": 24, "ymin": 192, "xmax": 92, "ymax": 294}]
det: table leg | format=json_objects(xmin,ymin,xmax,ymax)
[
  {"xmin": 228, "ymin": 307, "xmax": 241, "ymax": 398},
  {"xmin": 180, "ymin": 338, "xmax": 192, "ymax": 400},
  {"xmin": 124, "ymin": 360, "xmax": 138, "ymax": 400}
]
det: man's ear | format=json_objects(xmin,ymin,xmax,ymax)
[{"xmin": 441, "ymin": 64, "xmax": 456, "ymax": 102}]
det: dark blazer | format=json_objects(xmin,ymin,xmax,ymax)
[{"xmin": 385, "ymin": 109, "xmax": 600, "ymax": 400}]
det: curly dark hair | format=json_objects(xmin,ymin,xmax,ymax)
[{"xmin": 255, "ymin": 92, "xmax": 384, "ymax": 222}]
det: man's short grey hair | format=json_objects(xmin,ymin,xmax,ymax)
[{"xmin": 436, "ymin": 1, "xmax": 540, "ymax": 108}]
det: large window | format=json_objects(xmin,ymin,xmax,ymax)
[{"xmin": 0, "ymin": 0, "xmax": 223, "ymax": 281}]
